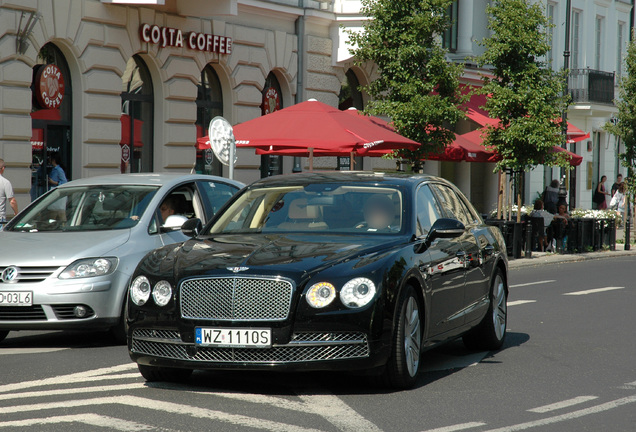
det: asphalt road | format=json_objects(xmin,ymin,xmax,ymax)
[{"xmin": 0, "ymin": 256, "xmax": 634, "ymax": 431}]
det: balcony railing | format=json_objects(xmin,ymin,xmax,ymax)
[{"xmin": 569, "ymin": 69, "xmax": 615, "ymax": 105}]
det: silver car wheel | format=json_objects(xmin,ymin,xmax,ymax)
[
  {"xmin": 492, "ymin": 274, "xmax": 507, "ymax": 341},
  {"xmin": 404, "ymin": 296, "xmax": 421, "ymax": 377}
]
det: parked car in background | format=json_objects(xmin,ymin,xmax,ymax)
[
  {"xmin": 0, "ymin": 173, "xmax": 243, "ymax": 343},
  {"xmin": 127, "ymin": 172, "xmax": 508, "ymax": 388}
]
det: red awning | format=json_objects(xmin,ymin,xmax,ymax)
[
  {"xmin": 30, "ymin": 109, "xmax": 61, "ymax": 121},
  {"xmin": 120, "ymin": 114, "xmax": 144, "ymax": 148}
]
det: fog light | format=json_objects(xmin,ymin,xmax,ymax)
[{"xmin": 74, "ymin": 305, "xmax": 88, "ymax": 318}]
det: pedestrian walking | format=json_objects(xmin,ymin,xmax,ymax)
[
  {"xmin": 48, "ymin": 152, "xmax": 67, "ymax": 190},
  {"xmin": 594, "ymin": 175, "xmax": 610, "ymax": 209},
  {"xmin": 0, "ymin": 158, "xmax": 18, "ymax": 223},
  {"xmin": 611, "ymin": 173, "xmax": 623, "ymax": 197}
]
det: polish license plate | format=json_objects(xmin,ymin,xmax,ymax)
[
  {"xmin": 0, "ymin": 292, "xmax": 33, "ymax": 306},
  {"xmin": 195, "ymin": 328, "xmax": 271, "ymax": 348}
]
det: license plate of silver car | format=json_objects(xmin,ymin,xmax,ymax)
[
  {"xmin": 195, "ymin": 327, "xmax": 271, "ymax": 348},
  {"xmin": 0, "ymin": 291, "xmax": 33, "ymax": 306}
]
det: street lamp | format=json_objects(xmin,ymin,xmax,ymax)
[{"xmin": 562, "ymin": 0, "xmax": 573, "ymax": 210}]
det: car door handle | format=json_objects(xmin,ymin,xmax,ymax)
[{"xmin": 483, "ymin": 245, "xmax": 495, "ymax": 256}]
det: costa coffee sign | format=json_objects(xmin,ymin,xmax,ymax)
[
  {"xmin": 35, "ymin": 64, "xmax": 65, "ymax": 109},
  {"xmin": 140, "ymin": 24, "xmax": 232, "ymax": 54}
]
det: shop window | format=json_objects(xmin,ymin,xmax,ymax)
[
  {"xmin": 31, "ymin": 43, "xmax": 72, "ymax": 201},
  {"xmin": 121, "ymin": 56, "xmax": 154, "ymax": 173},
  {"xmin": 260, "ymin": 72, "xmax": 283, "ymax": 178},
  {"xmin": 195, "ymin": 66, "xmax": 224, "ymax": 176}
]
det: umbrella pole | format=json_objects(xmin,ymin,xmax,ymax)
[
  {"xmin": 350, "ymin": 151, "xmax": 354, "ymax": 170},
  {"xmin": 309, "ymin": 148, "xmax": 314, "ymax": 171}
]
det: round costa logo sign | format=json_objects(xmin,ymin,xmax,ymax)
[
  {"xmin": 35, "ymin": 64, "xmax": 65, "ymax": 109},
  {"xmin": 262, "ymin": 87, "xmax": 280, "ymax": 115}
]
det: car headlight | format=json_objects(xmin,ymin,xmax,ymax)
[
  {"xmin": 130, "ymin": 276, "xmax": 151, "ymax": 306},
  {"xmin": 306, "ymin": 282, "xmax": 336, "ymax": 308},
  {"xmin": 340, "ymin": 277, "xmax": 376, "ymax": 308},
  {"xmin": 152, "ymin": 280, "xmax": 173, "ymax": 307},
  {"xmin": 59, "ymin": 258, "xmax": 117, "ymax": 279}
]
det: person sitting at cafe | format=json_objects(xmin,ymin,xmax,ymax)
[
  {"xmin": 550, "ymin": 202, "xmax": 570, "ymax": 251},
  {"xmin": 529, "ymin": 199, "xmax": 553, "ymax": 251}
]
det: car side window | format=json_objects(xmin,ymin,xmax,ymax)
[
  {"xmin": 149, "ymin": 183, "xmax": 201, "ymax": 235},
  {"xmin": 198, "ymin": 181, "xmax": 240, "ymax": 218},
  {"xmin": 416, "ymin": 184, "xmax": 443, "ymax": 237},
  {"xmin": 430, "ymin": 184, "xmax": 472, "ymax": 226}
]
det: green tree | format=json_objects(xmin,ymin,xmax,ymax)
[
  {"xmin": 348, "ymin": 0, "xmax": 465, "ymax": 168},
  {"xmin": 478, "ymin": 0, "xmax": 570, "ymax": 220},
  {"xmin": 604, "ymin": 30, "xmax": 636, "ymax": 244}
]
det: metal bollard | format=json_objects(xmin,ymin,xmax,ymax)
[{"xmin": 524, "ymin": 220, "xmax": 532, "ymax": 258}]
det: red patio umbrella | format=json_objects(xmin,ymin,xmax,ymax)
[
  {"xmin": 198, "ymin": 99, "xmax": 421, "ymax": 169},
  {"xmin": 425, "ymin": 133, "xmax": 498, "ymax": 163},
  {"xmin": 459, "ymin": 129, "xmax": 582, "ymax": 167}
]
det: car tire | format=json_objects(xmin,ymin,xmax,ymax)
[
  {"xmin": 382, "ymin": 285, "xmax": 422, "ymax": 389},
  {"xmin": 463, "ymin": 268, "xmax": 507, "ymax": 351},
  {"xmin": 138, "ymin": 364, "xmax": 193, "ymax": 383},
  {"xmin": 0, "ymin": 331, "xmax": 9, "ymax": 343}
]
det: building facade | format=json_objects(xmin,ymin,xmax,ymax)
[{"xmin": 0, "ymin": 0, "xmax": 393, "ymax": 211}]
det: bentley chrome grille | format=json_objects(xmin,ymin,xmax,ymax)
[
  {"xmin": 131, "ymin": 329, "xmax": 370, "ymax": 363},
  {"xmin": 180, "ymin": 277, "xmax": 294, "ymax": 321}
]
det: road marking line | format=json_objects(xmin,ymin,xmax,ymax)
[
  {"xmin": 0, "ymin": 383, "xmax": 145, "ymax": 401},
  {"xmin": 299, "ymin": 392, "xmax": 383, "ymax": 432},
  {"xmin": 509, "ymin": 280, "xmax": 556, "ymax": 288},
  {"xmin": 421, "ymin": 422, "xmax": 486, "ymax": 432},
  {"xmin": 527, "ymin": 396, "xmax": 598, "ymax": 413},
  {"xmin": 0, "ymin": 413, "xmax": 155, "ymax": 431},
  {"xmin": 0, "ymin": 347, "xmax": 67, "ymax": 356},
  {"xmin": 482, "ymin": 394, "xmax": 636, "ymax": 432},
  {"xmin": 564, "ymin": 287, "xmax": 625, "ymax": 296},
  {"xmin": 0, "ymin": 395, "xmax": 326, "ymax": 432},
  {"xmin": 0, "ymin": 363, "xmax": 138, "ymax": 393},
  {"xmin": 507, "ymin": 300, "xmax": 537, "ymax": 306}
]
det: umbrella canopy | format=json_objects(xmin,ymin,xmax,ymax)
[
  {"xmin": 425, "ymin": 133, "xmax": 498, "ymax": 163},
  {"xmin": 458, "ymin": 129, "xmax": 582, "ymax": 167},
  {"xmin": 460, "ymin": 84, "xmax": 590, "ymax": 144},
  {"xmin": 198, "ymin": 99, "xmax": 420, "ymax": 157}
]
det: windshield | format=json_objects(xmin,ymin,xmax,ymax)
[
  {"xmin": 8, "ymin": 185, "xmax": 159, "ymax": 232},
  {"xmin": 209, "ymin": 183, "xmax": 404, "ymax": 235}
]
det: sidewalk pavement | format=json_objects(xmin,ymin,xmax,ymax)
[{"xmin": 507, "ymin": 236, "xmax": 636, "ymax": 269}]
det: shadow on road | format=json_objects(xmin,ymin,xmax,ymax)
[
  {"xmin": 0, "ymin": 329, "xmax": 124, "ymax": 349},
  {"xmin": 144, "ymin": 331, "xmax": 531, "ymax": 396}
]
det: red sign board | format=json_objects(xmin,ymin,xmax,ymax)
[{"xmin": 35, "ymin": 64, "xmax": 65, "ymax": 109}]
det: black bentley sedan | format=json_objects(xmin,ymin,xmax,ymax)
[{"xmin": 127, "ymin": 172, "xmax": 508, "ymax": 388}]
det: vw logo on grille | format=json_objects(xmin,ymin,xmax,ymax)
[
  {"xmin": 227, "ymin": 266, "xmax": 249, "ymax": 273},
  {"xmin": 1, "ymin": 266, "xmax": 20, "ymax": 283}
]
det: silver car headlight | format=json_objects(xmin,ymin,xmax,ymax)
[
  {"xmin": 130, "ymin": 276, "xmax": 151, "ymax": 306},
  {"xmin": 340, "ymin": 277, "xmax": 376, "ymax": 308},
  {"xmin": 306, "ymin": 282, "xmax": 336, "ymax": 308},
  {"xmin": 152, "ymin": 280, "xmax": 173, "ymax": 307},
  {"xmin": 59, "ymin": 258, "xmax": 118, "ymax": 279}
]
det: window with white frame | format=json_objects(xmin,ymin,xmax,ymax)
[
  {"xmin": 595, "ymin": 16, "xmax": 604, "ymax": 70},
  {"xmin": 617, "ymin": 22, "xmax": 626, "ymax": 78},
  {"xmin": 571, "ymin": 10, "xmax": 581, "ymax": 69},
  {"xmin": 546, "ymin": 2, "xmax": 556, "ymax": 68}
]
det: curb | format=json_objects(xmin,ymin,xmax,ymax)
[{"xmin": 507, "ymin": 246, "xmax": 636, "ymax": 269}]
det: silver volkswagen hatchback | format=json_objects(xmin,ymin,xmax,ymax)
[{"xmin": 0, "ymin": 173, "xmax": 243, "ymax": 343}]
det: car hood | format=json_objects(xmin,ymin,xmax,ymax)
[
  {"xmin": 166, "ymin": 233, "xmax": 407, "ymax": 281},
  {"xmin": 0, "ymin": 230, "xmax": 132, "ymax": 266}
]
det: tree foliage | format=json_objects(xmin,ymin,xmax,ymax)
[
  {"xmin": 348, "ymin": 0, "xmax": 465, "ymax": 164},
  {"xmin": 478, "ymin": 0, "xmax": 570, "ymax": 173},
  {"xmin": 604, "ymin": 30, "xmax": 636, "ymax": 198}
]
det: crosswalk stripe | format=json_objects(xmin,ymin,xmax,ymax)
[
  {"xmin": 564, "ymin": 287, "xmax": 625, "ymax": 296},
  {"xmin": 420, "ymin": 422, "xmax": 487, "ymax": 432},
  {"xmin": 507, "ymin": 300, "xmax": 537, "ymax": 306},
  {"xmin": 0, "ymin": 383, "xmax": 145, "ymax": 402},
  {"xmin": 0, "ymin": 395, "xmax": 327, "ymax": 432},
  {"xmin": 0, "ymin": 413, "xmax": 155, "ymax": 431},
  {"xmin": 528, "ymin": 396, "xmax": 598, "ymax": 413},
  {"xmin": 509, "ymin": 280, "xmax": 555, "ymax": 288}
]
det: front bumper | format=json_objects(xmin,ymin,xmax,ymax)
[{"xmin": 129, "ymin": 326, "xmax": 388, "ymax": 371}]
